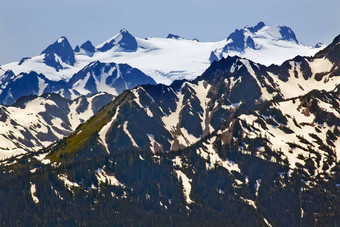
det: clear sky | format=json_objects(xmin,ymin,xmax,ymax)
[{"xmin": 0, "ymin": 0, "xmax": 339, "ymax": 65}]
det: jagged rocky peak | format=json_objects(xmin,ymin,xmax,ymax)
[
  {"xmin": 75, "ymin": 40, "xmax": 95, "ymax": 56},
  {"xmin": 314, "ymin": 42, "xmax": 323, "ymax": 48},
  {"xmin": 166, "ymin": 33, "xmax": 183, "ymax": 40},
  {"xmin": 96, "ymin": 28, "xmax": 138, "ymax": 52},
  {"xmin": 223, "ymin": 22, "xmax": 265, "ymax": 52},
  {"xmin": 314, "ymin": 34, "xmax": 340, "ymax": 63},
  {"xmin": 277, "ymin": 25, "xmax": 298, "ymax": 43},
  {"xmin": 80, "ymin": 40, "xmax": 95, "ymax": 53},
  {"xmin": 202, "ymin": 55, "xmax": 242, "ymax": 77},
  {"xmin": 41, "ymin": 36, "xmax": 75, "ymax": 71},
  {"xmin": 18, "ymin": 57, "xmax": 31, "ymax": 65},
  {"xmin": 74, "ymin": 45, "xmax": 80, "ymax": 52},
  {"xmin": 245, "ymin": 21, "xmax": 266, "ymax": 33}
]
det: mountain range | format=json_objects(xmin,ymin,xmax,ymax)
[
  {"xmin": 41, "ymin": 34, "xmax": 340, "ymax": 169},
  {"xmin": 0, "ymin": 23, "xmax": 338, "ymax": 226},
  {"xmin": 0, "ymin": 22, "xmax": 322, "ymax": 105}
]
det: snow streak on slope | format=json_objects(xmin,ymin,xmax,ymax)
[
  {"xmin": 58, "ymin": 174, "xmax": 80, "ymax": 191},
  {"xmin": 98, "ymin": 106, "xmax": 120, "ymax": 154},
  {"xmin": 123, "ymin": 121, "xmax": 138, "ymax": 147},
  {"xmin": 30, "ymin": 182, "xmax": 39, "ymax": 204},
  {"xmin": 175, "ymin": 170, "xmax": 194, "ymax": 204},
  {"xmin": 95, "ymin": 168, "xmax": 125, "ymax": 187}
]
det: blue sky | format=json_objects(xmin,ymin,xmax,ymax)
[{"xmin": 0, "ymin": 0, "xmax": 339, "ymax": 65}]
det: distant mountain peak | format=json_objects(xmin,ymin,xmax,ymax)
[
  {"xmin": 80, "ymin": 40, "xmax": 95, "ymax": 56},
  {"xmin": 224, "ymin": 28, "xmax": 257, "ymax": 52},
  {"xmin": 41, "ymin": 36, "xmax": 75, "ymax": 71},
  {"xmin": 277, "ymin": 25, "xmax": 298, "ymax": 43},
  {"xmin": 97, "ymin": 29, "xmax": 137, "ymax": 52},
  {"xmin": 314, "ymin": 34, "xmax": 340, "ymax": 63},
  {"xmin": 245, "ymin": 21, "xmax": 266, "ymax": 33},
  {"xmin": 167, "ymin": 34, "xmax": 183, "ymax": 40},
  {"xmin": 225, "ymin": 22, "xmax": 298, "ymax": 50},
  {"xmin": 57, "ymin": 36, "xmax": 67, "ymax": 44},
  {"xmin": 120, "ymin": 28, "xmax": 128, "ymax": 33},
  {"xmin": 74, "ymin": 45, "xmax": 80, "ymax": 52},
  {"xmin": 210, "ymin": 22, "xmax": 304, "ymax": 63},
  {"xmin": 74, "ymin": 40, "xmax": 95, "ymax": 56},
  {"xmin": 314, "ymin": 42, "xmax": 323, "ymax": 48}
]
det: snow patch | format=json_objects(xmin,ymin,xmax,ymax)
[
  {"xmin": 123, "ymin": 121, "xmax": 138, "ymax": 147},
  {"xmin": 175, "ymin": 170, "xmax": 194, "ymax": 204},
  {"xmin": 98, "ymin": 106, "xmax": 120, "ymax": 153},
  {"xmin": 172, "ymin": 156, "xmax": 183, "ymax": 168},
  {"xmin": 95, "ymin": 168, "xmax": 125, "ymax": 187},
  {"xmin": 199, "ymin": 136, "xmax": 240, "ymax": 173},
  {"xmin": 30, "ymin": 182, "xmax": 39, "ymax": 204},
  {"xmin": 58, "ymin": 173, "xmax": 80, "ymax": 191}
]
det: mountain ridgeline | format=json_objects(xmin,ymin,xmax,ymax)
[{"xmin": 0, "ymin": 34, "xmax": 339, "ymax": 225}]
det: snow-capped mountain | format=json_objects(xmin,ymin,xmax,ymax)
[
  {"xmin": 0, "ymin": 92, "xmax": 114, "ymax": 160},
  {"xmin": 0, "ymin": 33, "xmax": 338, "ymax": 226},
  {"xmin": 1, "ymin": 22, "xmax": 322, "ymax": 87},
  {"xmin": 0, "ymin": 60, "xmax": 155, "ymax": 105},
  {"xmin": 41, "ymin": 36, "xmax": 75, "ymax": 71},
  {"xmin": 97, "ymin": 28, "xmax": 138, "ymax": 52},
  {"xmin": 210, "ymin": 22, "xmax": 320, "ymax": 66},
  {"xmin": 68, "ymin": 61, "xmax": 156, "ymax": 96}
]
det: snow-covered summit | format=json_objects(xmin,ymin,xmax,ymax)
[
  {"xmin": 216, "ymin": 22, "xmax": 298, "ymax": 54},
  {"xmin": 96, "ymin": 28, "xmax": 138, "ymax": 52},
  {"xmin": 210, "ymin": 22, "xmax": 317, "ymax": 66},
  {"xmin": 41, "ymin": 36, "xmax": 75, "ymax": 71},
  {"xmin": 245, "ymin": 22, "xmax": 298, "ymax": 43},
  {"xmin": 314, "ymin": 42, "xmax": 324, "ymax": 48}
]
